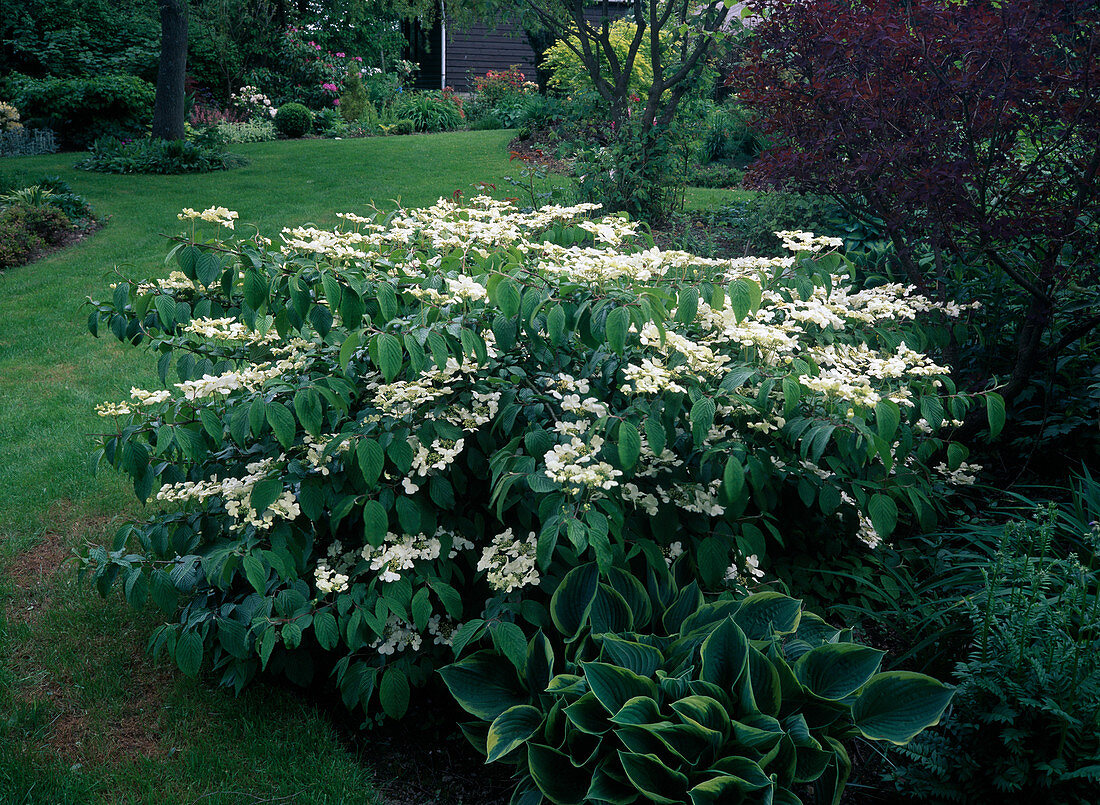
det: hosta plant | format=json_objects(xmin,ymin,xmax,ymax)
[
  {"xmin": 80, "ymin": 196, "xmax": 996, "ymax": 719},
  {"xmin": 442, "ymin": 561, "xmax": 954, "ymax": 805}
]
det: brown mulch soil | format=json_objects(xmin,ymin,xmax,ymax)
[{"xmin": 335, "ymin": 684, "xmax": 514, "ymax": 805}]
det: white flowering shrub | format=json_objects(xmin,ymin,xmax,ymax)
[{"xmin": 81, "ymin": 197, "xmax": 1001, "ymax": 721}]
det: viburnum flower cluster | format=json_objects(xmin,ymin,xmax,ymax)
[{"xmin": 83, "ymin": 194, "xmax": 997, "ymax": 720}]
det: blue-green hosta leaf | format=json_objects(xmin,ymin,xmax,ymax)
[
  {"xmin": 585, "ymin": 757, "xmax": 639, "ymax": 805},
  {"xmin": 439, "ymin": 650, "xmax": 528, "ymax": 722},
  {"xmin": 591, "ymin": 584, "xmax": 633, "ymax": 635},
  {"xmin": 815, "ymin": 736, "xmax": 850, "ymax": 805},
  {"xmin": 699, "ymin": 616, "xmax": 749, "ymax": 691},
  {"xmin": 706, "ymin": 755, "xmax": 773, "ymax": 790},
  {"xmin": 733, "ymin": 591, "xmax": 803, "ymax": 639},
  {"xmin": 564, "ymin": 692, "xmax": 613, "ymax": 735},
  {"xmin": 525, "ymin": 629, "xmax": 555, "ymax": 694},
  {"xmin": 618, "ymin": 751, "xmax": 690, "ymax": 805},
  {"xmin": 793, "ymin": 643, "xmax": 884, "ymax": 701},
  {"xmin": 852, "ymin": 671, "xmax": 954, "ymax": 744},
  {"xmin": 550, "ymin": 563, "xmax": 599, "ymax": 641},
  {"xmin": 600, "ymin": 635, "xmax": 662, "ymax": 678},
  {"xmin": 486, "ymin": 704, "xmax": 543, "ymax": 763},
  {"xmin": 670, "ymin": 695, "xmax": 730, "ymax": 739},
  {"xmin": 528, "ymin": 744, "xmax": 590, "ymax": 805},
  {"xmin": 746, "ymin": 646, "xmax": 782, "ymax": 717},
  {"xmin": 609, "ymin": 695, "xmax": 663, "ymax": 727},
  {"xmin": 582, "ymin": 661, "xmax": 658, "ymax": 715},
  {"xmin": 607, "ymin": 567, "xmax": 652, "ymax": 629},
  {"xmin": 545, "ymin": 673, "xmax": 587, "ymax": 695}
]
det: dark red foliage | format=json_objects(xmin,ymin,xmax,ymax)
[{"xmin": 729, "ymin": 0, "xmax": 1100, "ymax": 402}]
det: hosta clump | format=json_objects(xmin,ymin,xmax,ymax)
[
  {"xmin": 82, "ymin": 195, "xmax": 993, "ymax": 717},
  {"xmin": 442, "ymin": 561, "xmax": 954, "ymax": 805}
]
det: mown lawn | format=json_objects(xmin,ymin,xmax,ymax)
[{"xmin": 0, "ymin": 130, "xmax": 738, "ymax": 804}]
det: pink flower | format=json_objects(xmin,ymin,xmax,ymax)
[
  {"xmin": 336, "ymin": 52, "xmax": 345, "ymax": 57},
  {"xmin": 354, "ymin": 56, "xmax": 363, "ymax": 62},
  {"xmin": 333, "ymin": 99, "xmax": 340, "ymax": 106}
]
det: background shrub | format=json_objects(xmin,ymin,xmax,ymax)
[
  {"xmin": 8, "ymin": 73, "xmax": 155, "ymax": 149},
  {"xmin": 274, "ymin": 103, "xmax": 313, "ymax": 138},
  {"xmin": 890, "ymin": 507, "xmax": 1100, "ymax": 802},
  {"xmin": 338, "ymin": 69, "xmax": 369, "ymax": 123},
  {"xmin": 392, "ymin": 90, "xmax": 463, "ymax": 132},
  {"xmin": 76, "ymin": 137, "xmax": 245, "ymax": 175},
  {"xmin": 81, "ymin": 197, "xmax": 995, "ymax": 735},
  {"xmin": 213, "ymin": 120, "xmax": 278, "ymax": 144},
  {"xmin": 0, "ymin": 203, "xmax": 72, "ymax": 268}
]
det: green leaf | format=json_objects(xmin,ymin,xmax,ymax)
[
  {"xmin": 644, "ymin": 415, "xmax": 666, "ymax": 456},
  {"xmin": 356, "ymin": 439, "xmax": 385, "ymax": 488},
  {"xmin": 853, "ymin": 671, "xmax": 954, "ymax": 744},
  {"xmin": 249, "ymin": 477, "xmax": 283, "ymax": 515},
  {"xmin": 690, "ymin": 397, "xmax": 716, "ymax": 446},
  {"xmin": 867, "ymin": 494, "xmax": 898, "ymax": 540},
  {"xmin": 243, "ymin": 268, "xmax": 268, "ymax": 310},
  {"xmin": 600, "ymin": 635, "xmax": 662, "ymax": 678},
  {"xmin": 486, "ymin": 705, "xmax": 542, "ymax": 763},
  {"xmin": 547, "ymin": 303, "xmax": 566, "ymax": 345},
  {"xmin": 619, "ymin": 751, "xmax": 690, "ymax": 804},
  {"xmin": 618, "ymin": 420, "xmax": 641, "ymax": 470},
  {"xmin": 875, "ymin": 399, "xmax": 900, "ymax": 444},
  {"xmin": 314, "ymin": 611, "xmax": 339, "ymax": 650},
  {"xmin": 729, "ymin": 280, "xmax": 752, "ymax": 322},
  {"xmin": 266, "ymin": 402, "xmax": 296, "ymax": 449},
  {"xmin": 492, "ymin": 621, "xmax": 528, "ymax": 672},
  {"xmin": 154, "ymin": 294, "xmax": 178, "ymax": 331},
  {"xmin": 376, "ymin": 283, "xmax": 398, "ymax": 322},
  {"xmin": 606, "ymin": 306, "xmax": 629, "ymax": 355},
  {"xmin": 380, "ymin": 667, "xmax": 410, "ymax": 720},
  {"xmin": 293, "ymin": 388, "xmax": 323, "ymax": 436},
  {"xmin": 722, "ymin": 456, "xmax": 745, "ymax": 502},
  {"xmin": 700, "ymin": 616, "xmax": 749, "ymax": 690},
  {"xmin": 375, "ymin": 333, "xmax": 403, "ymax": 382},
  {"xmin": 581, "ymin": 661, "xmax": 658, "ymax": 715},
  {"xmin": 794, "ymin": 643, "xmax": 884, "ymax": 701},
  {"xmin": 550, "ymin": 563, "xmax": 599, "ymax": 641},
  {"xmin": 528, "ymin": 744, "xmax": 590, "ymax": 805},
  {"xmin": 439, "ymin": 650, "xmax": 528, "ymax": 721},
  {"xmin": 497, "ymin": 279, "xmax": 521, "ymax": 319},
  {"xmin": 242, "ymin": 553, "xmax": 267, "ymax": 594},
  {"xmin": 733, "ymin": 591, "xmax": 803, "ymax": 639},
  {"xmin": 985, "ymin": 392, "xmax": 1005, "ymax": 439},
  {"xmin": 676, "ymin": 287, "xmax": 699, "ymax": 324},
  {"xmin": 362, "ymin": 499, "xmax": 389, "ymax": 546},
  {"xmin": 411, "ymin": 587, "xmax": 432, "ymax": 632},
  {"xmin": 175, "ymin": 630, "xmax": 203, "ymax": 677}
]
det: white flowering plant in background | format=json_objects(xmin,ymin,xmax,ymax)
[{"xmin": 80, "ymin": 196, "xmax": 1003, "ymax": 723}]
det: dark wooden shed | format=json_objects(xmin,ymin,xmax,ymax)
[{"xmin": 406, "ymin": 17, "xmax": 538, "ymax": 93}]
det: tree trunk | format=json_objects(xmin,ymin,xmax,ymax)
[
  {"xmin": 523, "ymin": 28, "xmax": 557, "ymax": 94},
  {"xmin": 151, "ymin": 0, "xmax": 189, "ymax": 141}
]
